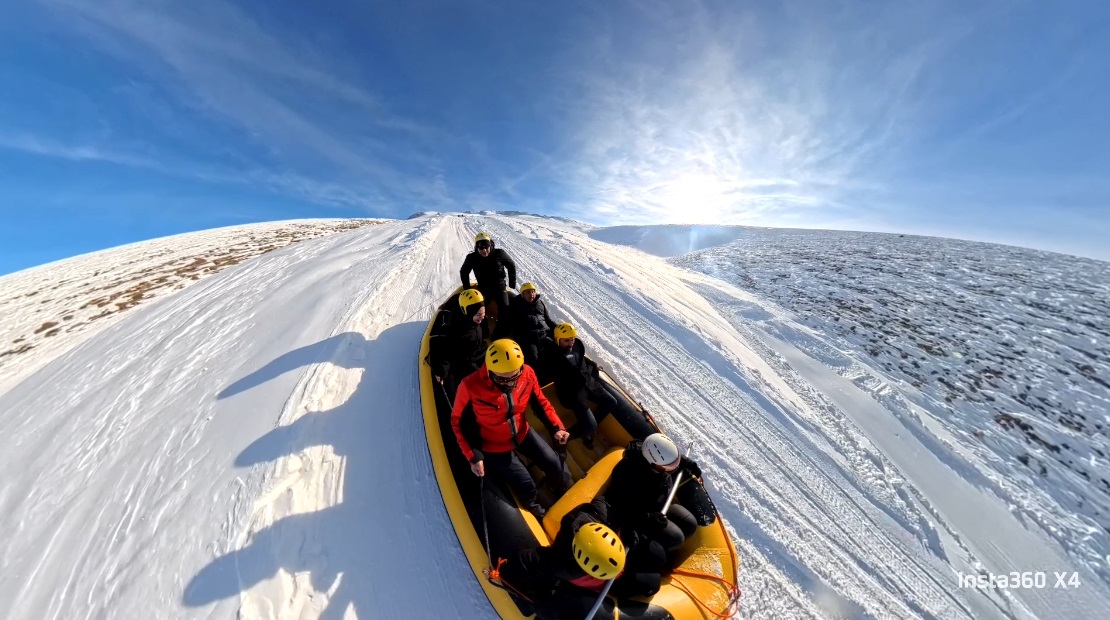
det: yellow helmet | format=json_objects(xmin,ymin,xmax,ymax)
[
  {"xmin": 486, "ymin": 339, "xmax": 525, "ymax": 373},
  {"xmin": 458, "ymin": 289, "xmax": 485, "ymax": 312},
  {"xmin": 519, "ymin": 282, "xmax": 536, "ymax": 293},
  {"xmin": 475, "ymin": 232, "xmax": 492, "ymax": 243},
  {"xmin": 572, "ymin": 522, "xmax": 626, "ymax": 581},
  {"xmin": 554, "ymin": 322, "xmax": 577, "ymax": 340}
]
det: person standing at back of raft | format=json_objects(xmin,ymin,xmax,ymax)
[
  {"xmin": 451, "ymin": 339, "xmax": 571, "ymax": 519},
  {"xmin": 459, "ymin": 232, "xmax": 517, "ymax": 339}
]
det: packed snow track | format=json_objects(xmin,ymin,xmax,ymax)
[{"xmin": 1, "ymin": 214, "xmax": 1107, "ymax": 620}]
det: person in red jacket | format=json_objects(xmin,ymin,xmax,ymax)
[{"xmin": 451, "ymin": 339, "xmax": 571, "ymax": 518}]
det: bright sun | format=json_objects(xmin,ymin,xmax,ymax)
[{"xmin": 652, "ymin": 172, "xmax": 738, "ymax": 223}]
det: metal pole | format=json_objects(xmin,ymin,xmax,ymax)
[
  {"xmin": 663, "ymin": 440, "xmax": 696, "ymax": 513},
  {"xmin": 438, "ymin": 378, "xmax": 454, "ymax": 409},
  {"xmin": 583, "ymin": 578, "xmax": 615, "ymax": 620},
  {"xmin": 480, "ymin": 476, "xmax": 492, "ymax": 569}
]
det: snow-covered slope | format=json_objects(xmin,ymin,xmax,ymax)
[
  {"xmin": 0, "ymin": 219, "xmax": 382, "ymax": 397},
  {"xmin": 588, "ymin": 224, "xmax": 750, "ymax": 258},
  {"xmin": 1, "ymin": 215, "xmax": 1107, "ymax": 620},
  {"xmin": 671, "ymin": 227, "xmax": 1110, "ymax": 588}
]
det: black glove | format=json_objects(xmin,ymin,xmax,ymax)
[
  {"xmin": 681, "ymin": 458, "xmax": 702, "ymax": 479},
  {"xmin": 646, "ymin": 511, "xmax": 669, "ymax": 530}
]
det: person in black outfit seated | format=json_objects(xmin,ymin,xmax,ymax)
[
  {"xmin": 541, "ymin": 322, "xmax": 622, "ymax": 448},
  {"xmin": 495, "ymin": 497, "xmax": 666, "ymax": 620},
  {"xmin": 428, "ymin": 289, "xmax": 486, "ymax": 400},
  {"xmin": 508, "ymin": 282, "xmax": 557, "ymax": 377},
  {"xmin": 459, "ymin": 232, "xmax": 517, "ymax": 339},
  {"xmin": 603, "ymin": 433, "xmax": 702, "ymax": 556}
]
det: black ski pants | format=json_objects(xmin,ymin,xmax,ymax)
[
  {"xmin": 479, "ymin": 285, "xmax": 512, "ymax": 340},
  {"xmin": 557, "ymin": 381, "xmax": 619, "ymax": 441},
  {"xmin": 653, "ymin": 504, "xmax": 699, "ymax": 552},
  {"xmin": 483, "ymin": 428, "xmax": 571, "ymax": 511}
]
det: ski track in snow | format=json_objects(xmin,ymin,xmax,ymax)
[
  {"xmin": 0, "ymin": 217, "xmax": 488, "ymax": 620},
  {"xmin": 486, "ymin": 215, "xmax": 1110, "ymax": 619},
  {"xmin": 684, "ymin": 277, "xmax": 1110, "ymax": 619},
  {"xmin": 485, "ymin": 216, "xmax": 975, "ymax": 619},
  {"xmin": 2, "ymin": 213, "xmax": 1108, "ymax": 619},
  {"xmin": 671, "ymin": 230, "xmax": 1110, "ymax": 586}
]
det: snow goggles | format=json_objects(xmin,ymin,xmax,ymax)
[
  {"xmin": 490, "ymin": 367, "xmax": 523, "ymax": 388},
  {"xmin": 476, "ymin": 241, "xmax": 492, "ymax": 250},
  {"xmin": 653, "ymin": 458, "xmax": 681, "ymax": 472}
]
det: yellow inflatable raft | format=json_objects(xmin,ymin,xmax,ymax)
[{"xmin": 420, "ymin": 289, "xmax": 741, "ymax": 619}]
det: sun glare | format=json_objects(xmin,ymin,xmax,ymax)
[{"xmin": 653, "ymin": 172, "xmax": 738, "ymax": 223}]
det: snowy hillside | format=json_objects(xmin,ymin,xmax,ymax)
[
  {"xmin": 671, "ymin": 228, "xmax": 1110, "ymax": 582},
  {"xmin": 1, "ymin": 214, "xmax": 1108, "ymax": 620},
  {"xmin": 0, "ymin": 219, "xmax": 382, "ymax": 396},
  {"xmin": 588, "ymin": 224, "xmax": 749, "ymax": 258}
]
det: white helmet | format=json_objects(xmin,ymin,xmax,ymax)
[{"xmin": 642, "ymin": 433, "xmax": 680, "ymax": 467}]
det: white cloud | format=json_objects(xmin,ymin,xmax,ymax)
[{"xmin": 556, "ymin": 0, "xmax": 974, "ymax": 226}]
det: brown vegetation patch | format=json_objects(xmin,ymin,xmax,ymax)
[
  {"xmin": 1, "ymin": 219, "xmax": 385, "ymax": 370},
  {"xmin": 35, "ymin": 321, "xmax": 59, "ymax": 334},
  {"xmin": 1, "ymin": 343, "xmax": 34, "ymax": 358}
]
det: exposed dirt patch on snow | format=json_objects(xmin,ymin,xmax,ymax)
[
  {"xmin": 0, "ymin": 219, "xmax": 384, "ymax": 395},
  {"xmin": 674, "ymin": 229, "xmax": 1110, "ymax": 581}
]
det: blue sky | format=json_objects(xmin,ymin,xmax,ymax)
[{"xmin": 1, "ymin": 0, "xmax": 1107, "ymax": 274}]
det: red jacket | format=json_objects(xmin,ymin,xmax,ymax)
[{"xmin": 451, "ymin": 364, "xmax": 565, "ymax": 461}]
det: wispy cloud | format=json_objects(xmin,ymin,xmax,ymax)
[
  {"xmin": 0, "ymin": 132, "xmax": 163, "ymax": 170},
  {"xmin": 27, "ymin": 0, "xmax": 443, "ymax": 212},
  {"xmin": 553, "ymin": 0, "xmax": 978, "ymax": 226},
  {"xmin": 0, "ymin": 130, "xmax": 388, "ymax": 212}
]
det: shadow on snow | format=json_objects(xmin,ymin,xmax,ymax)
[{"xmin": 184, "ymin": 321, "xmax": 482, "ymax": 619}]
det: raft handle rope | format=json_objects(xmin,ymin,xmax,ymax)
[
  {"xmin": 484, "ymin": 557, "xmax": 535, "ymax": 604},
  {"xmin": 480, "ymin": 476, "xmax": 536, "ymax": 605},
  {"xmin": 670, "ymin": 568, "xmax": 741, "ymax": 619},
  {"xmin": 599, "ymin": 369, "xmax": 663, "ymax": 431}
]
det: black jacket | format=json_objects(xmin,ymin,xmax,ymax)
[
  {"xmin": 428, "ymin": 297, "xmax": 485, "ymax": 379},
  {"xmin": 542, "ymin": 338, "xmax": 601, "ymax": 399},
  {"xmin": 460, "ymin": 244, "xmax": 517, "ymax": 290},
  {"xmin": 509, "ymin": 294, "xmax": 557, "ymax": 344},
  {"xmin": 602, "ymin": 439, "xmax": 700, "ymax": 533},
  {"xmin": 499, "ymin": 498, "xmax": 611, "ymax": 599}
]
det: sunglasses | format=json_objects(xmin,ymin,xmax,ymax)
[
  {"xmin": 476, "ymin": 242, "xmax": 492, "ymax": 250},
  {"xmin": 653, "ymin": 458, "xmax": 681, "ymax": 472},
  {"xmin": 490, "ymin": 367, "xmax": 523, "ymax": 387}
]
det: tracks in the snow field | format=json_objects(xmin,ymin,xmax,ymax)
[{"xmin": 474, "ymin": 216, "xmax": 978, "ymax": 619}]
